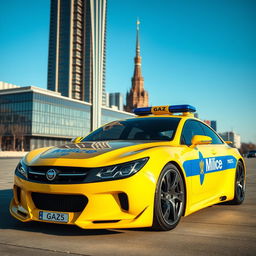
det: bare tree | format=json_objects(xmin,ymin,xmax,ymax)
[
  {"xmin": 240, "ymin": 142, "xmax": 256, "ymax": 155},
  {"xmin": 11, "ymin": 124, "xmax": 25, "ymax": 151},
  {"xmin": 0, "ymin": 124, "xmax": 5, "ymax": 150}
]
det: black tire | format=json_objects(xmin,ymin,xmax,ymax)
[
  {"xmin": 229, "ymin": 161, "xmax": 245, "ymax": 205},
  {"xmin": 152, "ymin": 163, "xmax": 185, "ymax": 231}
]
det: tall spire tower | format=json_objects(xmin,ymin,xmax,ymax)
[{"xmin": 125, "ymin": 19, "xmax": 149, "ymax": 112}]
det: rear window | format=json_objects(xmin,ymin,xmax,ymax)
[{"xmin": 82, "ymin": 117, "xmax": 181, "ymax": 142}]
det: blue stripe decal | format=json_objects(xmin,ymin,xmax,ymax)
[{"xmin": 183, "ymin": 153, "xmax": 237, "ymax": 185}]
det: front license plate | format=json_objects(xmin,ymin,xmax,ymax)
[{"xmin": 39, "ymin": 211, "xmax": 69, "ymax": 223}]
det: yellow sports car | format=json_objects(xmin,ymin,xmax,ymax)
[{"xmin": 10, "ymin": 105, "xmax": 246, "ymax": 231}]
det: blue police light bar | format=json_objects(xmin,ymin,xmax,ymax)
[
  {"xmin": 169, "ymin": 104, "xmax": 196, "ymax": 113},
  {"xmin": 133, "ymin": 104, "xmax": 196, "ymax": 116},
  {"xmin": 133, "ymin": 107, "xmax": 152, "ymax": 115}
]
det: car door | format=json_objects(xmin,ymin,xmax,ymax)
[
  {"xmin": 181, "ymin": 120, "xmax": 224, "ymax": 208},
  {"xmin": 199, "ymin": 122, "xmax": 234, "ymax": 199}
]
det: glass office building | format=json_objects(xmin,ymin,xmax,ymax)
[
  {"xmin": 47, "ymin": 0, "xmax": 106, "ymax": 105},
  {"xmin": 0, "ymin": 86, "xmax": 133, "ymax": 151},
  {"xmin": 108, "ymin": 92, "xmax": 124, "ymax": 111}
]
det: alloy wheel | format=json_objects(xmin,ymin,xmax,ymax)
[
  {"xmin": 160, "ymin": 169, "xmax": 184, "ymax": 225},
  {"xmin": 236, "ymin": 163, "xmax": 245, "ymax": 202}
]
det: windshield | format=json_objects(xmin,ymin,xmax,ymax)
[{"xmin": 82, "ymin": 117, "xmax": 181, "ymax": 142}]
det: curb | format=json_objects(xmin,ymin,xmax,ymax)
[{"xmin": 0, "ymin": 152, "xmax": 28, "ymax": 158}]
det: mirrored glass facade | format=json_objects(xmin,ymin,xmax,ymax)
[
  {"xmin": 31, "ymin": 92, "xmax": 91, "ymax": 137},
  {"xmin": 0, "ymin": 87, "xmax": 133, "ymax": 151},
  {"xmin": 101, "ymin": 108, "xmax": 133, "ymax": 125}
]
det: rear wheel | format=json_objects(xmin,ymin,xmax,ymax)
[
  {"xmin": 152, "ymin": 164, "xmax": 185, "ymax": 231},
  {"xmin": 229, "ymin": 161, "xmax": 245, "ymax": 205}
]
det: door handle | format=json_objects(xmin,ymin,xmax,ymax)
[{"xmin": 211, "ymin": 150, "xmax": 217, "ymax": 155}]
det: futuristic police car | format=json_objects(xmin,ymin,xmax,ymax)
[{"xmin": 10, "ymin": 105, "xmax": 246, "ymax": 231}]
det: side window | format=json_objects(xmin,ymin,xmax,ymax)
[
  {"xmin": 200, "ymin": 123, "xmax": 223, "ymax": 144},
  {"xmin": 181, "ymin": 120, "xmax": 205, "ymax": 145}
]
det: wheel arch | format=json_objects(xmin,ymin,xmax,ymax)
[
  {"xmin": 236, "ymin": 158, "xmax": 246, "ymax": 182},
  {"xmin": 228, "ymin": 157, "xmax": 246, "ymax": 205},
  {"xmin": 167, "ymin": 160, "xmax": 187, "ymax": 216},
  {"xmin": 237, "ymin": 157, "xmax": 246, "ymax": 186},
  {"xmin": 238, "ymin": 158, "xmax": 246, "ymax": 171}
]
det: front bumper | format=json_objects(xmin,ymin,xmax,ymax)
[{"xmin": 10, "ymin": 169, "xmax": 156, "ymax": 229}]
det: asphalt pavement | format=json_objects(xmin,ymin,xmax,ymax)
[{"xmin": 0, "ymin": 157, "xmax": 255, "ymax": 256}]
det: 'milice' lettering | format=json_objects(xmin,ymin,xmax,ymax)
[{"xmin": 205, "ymin": 158, "xmax": 222, "ymax": 172}]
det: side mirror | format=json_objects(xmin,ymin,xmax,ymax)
[
  {"xmin": 190, "ymin": 135, "xmax": 212, "ymax": 148},
  {"xmin": 71, "ymin": 136, "xmax": 83, "ymax": 144},
  {"xmin": 225, "ymin": 141, "xmax": 233, "ymax": 145}
]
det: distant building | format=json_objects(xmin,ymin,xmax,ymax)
[
  {"xmin": 125, "ymin": 20, "xmax": 149, "ymax": 112},
  {"xmin": 109, "ymin": 92, "xmax": 123, "ymax": 111},
  {"xmin": 105, "ymin": 92, "xmax": 109, "ymax": 108},
  {"xmin": 0, "ymin": 86, "xmax": 133, "ymax": 151},
  {"xmin": 219, "ymin": 131, "xmax": 241, "ymax": 148},
  {"xmin": 204, "ymin": 120, "xmax": 217, "ymax": 131},
  {"xmin": 47, "ymin": 0, "xmax": 107, "ymax": 131},
  {"xmin": 0, "ymin": 81, "xmax": 20, "ymax": 90}
]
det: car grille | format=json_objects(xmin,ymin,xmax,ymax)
[
  {"xmin": 27, "ymin": 166, "xmax": 90, "ymax": 184},
  {"xmin": 31, "ymin": 192, "xmax": 88, "ymax": 212}
]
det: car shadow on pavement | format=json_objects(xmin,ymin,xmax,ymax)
[{"xmin": 0, "ymin": 189, "xmax": 122, "ymax": 236}]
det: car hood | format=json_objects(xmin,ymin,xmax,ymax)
[{"xmin": 25, "ymin": 140, "xmax": 173, "ymax": 167}]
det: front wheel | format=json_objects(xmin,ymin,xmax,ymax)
[
  {"xmin": 152, "ymin": 164, "xmax": 185, "ymax": 231},
  {"xmin": 229, "ymin": 161, "xmax": 245, "ymax": 205}
]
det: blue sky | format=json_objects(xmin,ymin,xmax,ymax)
[{"xmin": 0, "ymin": 0, "xmax": 255, "ymax": 143}]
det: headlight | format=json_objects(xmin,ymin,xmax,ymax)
[
  {"xmin": 15, "ymin": 158, "xmax": 28, "ymax": 179},
  {"xmin": 95, "ymin": 157, "xmax": 149, "ymax": 180}
]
